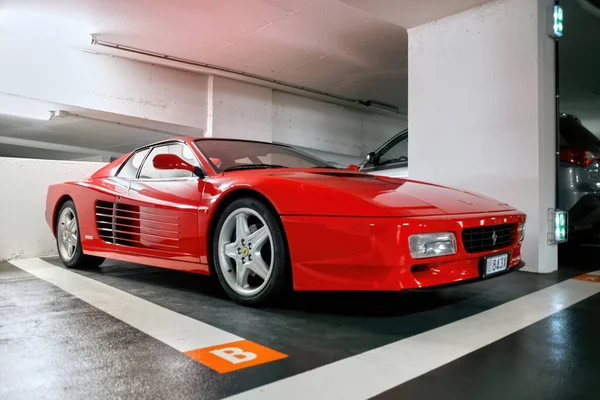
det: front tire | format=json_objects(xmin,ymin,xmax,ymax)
[
  {"xmin": 212, "ymin": 197, "xmax": 289, "ymax": 306},
  {"xmin": 56, "ymin": 200, "xmax": 105, "ymax": 269}
]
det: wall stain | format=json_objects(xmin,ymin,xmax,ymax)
[{"xmin": 85, "ymin": 89, "xmax": 167, "ymax": 111}]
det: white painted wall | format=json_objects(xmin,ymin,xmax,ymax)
[
  {"xmin": 0, "ymin": 33, "xmax": 209, "ymax": 130},
  {"xmin": 206, "ymin": 77, "xmax": 406, "ymax": 162},
  {"xmin": 407, "ymin": 0, "xmax": 556, "ymax": 273},
  {"xmin": 0, "ymin": 31, "xmax": 404, "ymax": 164},
  {"xmin": 0, "ymin": 158, "xmax": 106, "ymax": 261},
  {"xmin": 272, "ymin": 91, "xmax": 405, "ymax": 160},
  {"xmin": 208, "ymin": 76, "xmax": 273, "ymax": 142}
]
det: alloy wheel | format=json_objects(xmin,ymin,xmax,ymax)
[
  {"xmin": 217, "ymin": 207, "xmax": 274, "ymax": 297},
  {"xmin": 57, "ymin": 207, "xmax": 78, "ymax": 261}
]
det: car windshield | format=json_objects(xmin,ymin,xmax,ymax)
[{"xmin": 194, "ymin": 139, "xmax": 334, "ymax": 172}]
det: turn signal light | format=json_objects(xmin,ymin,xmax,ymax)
[
  {"xmin": 518, "ymin": 222, "xmax": 526, "ymax": 242},
  {"xmin": 560, "ymin": 147, "xmax": 597, "ymax": 167}
]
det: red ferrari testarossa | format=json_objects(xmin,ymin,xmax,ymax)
[{"xmin": 46, "ymin": 137, "xmax": 526, "ymax": 305}]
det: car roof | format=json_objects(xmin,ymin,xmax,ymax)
[{"xmin": 132, "ymin": 136, "xmax": 295, "ymax": 152}]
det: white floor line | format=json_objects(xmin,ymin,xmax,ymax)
[
  {"xmin": 9, "ymin": 258, "xmax": 241, "ymax": 351},
  {"xmin": 226, "ymin": 273, "xmax": 600, "ymax": 400}
]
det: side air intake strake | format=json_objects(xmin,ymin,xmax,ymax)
[{"xmin": 95, "ymin": 200, "xmax": 180, "ymax": 250}]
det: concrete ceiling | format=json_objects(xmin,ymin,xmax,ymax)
[
  {"xmin": 339, "ymin": 0, "xmax": 491, "ymax": 29},
  {"xmin": 0, "ymin": 0, "xmax": 499, "ymax": 115}
]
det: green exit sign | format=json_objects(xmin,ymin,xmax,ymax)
[
  {"xmin": 552, "ymin": 5, "xmax": 564, "ymax": 38},
  {"xmin": 548, "ymin": 209, "xmax": 568, "ymax": 245}
]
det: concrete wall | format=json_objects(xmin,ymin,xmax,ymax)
[
  {"xmin": 272, "ymin": 91, "xmax": 405, "ymax": 161},
  {"xmin": 0, "ymin": 158, "xmax": 106, "ymax": 261},
  {"xmin": 0, "ymin": 33, "xmax": 404, "ymax": 162},
  {"xmin": 207, "ymin": 77, "xmax": 404, "ymax": 159},
  {"xmin": 0, "ymin": 33, "xmax": 209, "ymax": 130},
  {"xmin": 208, "ymin": 76, "xmax": 273, "ymax": 141},
  {"xmin": 407, "ymin": 0, "xmax": 556, "ymax": 273}
]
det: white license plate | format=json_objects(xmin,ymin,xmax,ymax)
[{"xmin": 484, "ymin": 253, "xmax": 509, "ymax": 276}]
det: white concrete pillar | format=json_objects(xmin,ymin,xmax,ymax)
[
  {"xmin": 206, "ymin": 76, "xmax": 273, "ymax": 142},
  {"xmin": 407, "ymin": 0, "xmax": 557, "ymax": 273}
]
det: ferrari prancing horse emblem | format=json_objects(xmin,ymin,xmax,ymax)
[
  {"xmin": 491, "ymin": 231, "xmax": 498, "ymax": 246},
  {"xmin": 241, "ymin": 247, "xmax": 249, "ymax": 257}
]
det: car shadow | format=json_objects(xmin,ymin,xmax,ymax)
[
  {"xmin": 277, "ymin": 289, "xmax": 475, "ymax": 317},
  {"xmin": 72, "ymin": 258, "xmax": 483, "ymax": 318},
  {"xmin": 39, "ymin": 249, "xmax": 599, "ymax": 334}
]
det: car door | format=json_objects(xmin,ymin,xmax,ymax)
[
  {"xmin": 115, "ymin": 142, "xmax": 206, "ymax": 266},
  {"xmin": 361, "ymin": 130, "xmax": 409, "ymax": 178},
  {"xmin": 90, "ymin": 148, "xmax": 150, "ymax": 253}
]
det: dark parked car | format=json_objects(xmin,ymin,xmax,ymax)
[
  {"xmin": 361, "ymin": 114, "xmax": 600, "ymax": 241},
  {"xmin": 558, "ymin": 113, "xmax": 600, "ymax": 240}
]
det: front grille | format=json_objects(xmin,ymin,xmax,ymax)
[{"xmin": 462, "ymin": 223, "xmax": 518, "ymax": 253}]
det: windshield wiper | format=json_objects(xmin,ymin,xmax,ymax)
[{"xmin": 224, "ymin": 164, "xmax": 289, "ymax": 172}]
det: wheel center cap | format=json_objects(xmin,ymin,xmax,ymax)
[{"xmin": 241, "ymin": 247, "xmax": 249, "ymax": 257}]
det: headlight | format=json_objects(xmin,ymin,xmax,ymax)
[
  {"xmin": 518, "ymin": 222, "xmax": 526, "ymax": 241},
  {"xmin": 408, "ymin": 232, "xmax": 457, "ymax": 259}
]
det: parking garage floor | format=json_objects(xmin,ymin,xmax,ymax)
[{"xmin": 2, "ymin": 249, "xmax": 600, "ymax": 400}]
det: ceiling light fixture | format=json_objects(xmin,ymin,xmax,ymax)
[{"xmin": 50, "ymin": 110, "xmax": 67, "ymax": 118}]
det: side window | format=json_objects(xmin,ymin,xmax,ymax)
[
  {"xmin": 116, "ymin": 149, "xmax": 150, "ymax": 179},
  {"xmin": 378, "ymin": 136, "xmax": 408, "ymax": 166},
  {"xmin": 139, "ymin": 143, "xmax": 199, "ymax": 180}
]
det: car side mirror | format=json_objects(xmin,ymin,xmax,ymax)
[
  {"xmin": 153, "ymin": 154, "xmax": 204, "ymax": 177},
  {"xmin": 347, "ymin": 164, "xmax": 360, "ymax": 171},
  {"xmin": 365, "ymin": 152, "xmax": 376, "ymax": 165}
]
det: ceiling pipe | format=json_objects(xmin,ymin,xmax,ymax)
[
  {"xmin": 577, "ymin": 0, "xmax": 600, "ymax": 17},
  {"xmin": 90, "ymin": 35, "xmax": 403, "ymax": 117}
]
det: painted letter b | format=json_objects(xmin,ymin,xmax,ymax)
[{"xmin": 210, "ymin": 347, "xmax": 257, "ymax": 364}]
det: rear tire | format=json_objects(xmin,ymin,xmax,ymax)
[
  {"xmin": 212, "ymin": 197, "xmax": 289, "ymax": 306},
  {"xmin": 56, "ymin": 200, "xmax": 105, "ymax": 269}
]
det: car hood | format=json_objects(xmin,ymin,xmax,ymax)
[{"xmin": 259, "ymin": 170, "xmax": 516, "ymax": 217}]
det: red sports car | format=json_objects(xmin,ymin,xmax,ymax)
[{"xmin": 46, "ymin": 137, "xmax": 526, "ymax": 305}]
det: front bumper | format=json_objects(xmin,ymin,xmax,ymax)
[
  {"xmin": 281, "ymin": 211, "xmax": 526, "ymax": 291},
  {"xmin": 406, "ymin": 261, "xmax": 526, "ymax": 292}
]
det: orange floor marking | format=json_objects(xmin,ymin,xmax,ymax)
[
  {"xmin": 185, "ymin": 339, "xmax": 288, "ymax": 373},
  {"xmin": 573, "ymin": 274, "xmax": 600, "ymax": 283}
]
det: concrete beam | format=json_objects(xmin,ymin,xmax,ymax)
[
  {"xmin": 0, "ymin": 33, "xmax": 209, "ymax": 130},
  {"xmin": 0, "ymin": 136, "xmax": 119, "ymax": 158}
]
